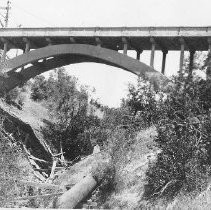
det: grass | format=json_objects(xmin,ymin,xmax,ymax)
[
  {"xmin": 101, "ymin": 126, "xmax": 158, "ymax": 209},
  {"xmin": 99, "ymin": 125, "xmax": 211, "ymax": 209},
  {"xmin": 0, "ymin": 93, "xmax": 49, "ymax": 130},
  {"xmin": 165, "ymin": 184, "xmax": 211, "ymax": 209},
  {"xmin": 3, "ymin": 88, "xmax": 211, "ymax": 209}
]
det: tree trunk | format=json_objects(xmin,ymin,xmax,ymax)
[{"xmin": 55, "ymin": 160, "xmax": 112, "ymax": 209}]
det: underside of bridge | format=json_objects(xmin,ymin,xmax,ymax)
[
  {"xmin": 0, "ymin": 27, "xmax": 210, "ymax": 93},
  {"xmin": 0, "ymin": 44, "xmax": 168, "ymax": 95}
]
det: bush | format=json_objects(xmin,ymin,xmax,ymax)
[
  {"xmin": 143, "ymin": 74, "xmax": 211, "ymax": 200},
  {"xmin": 123, "ymin": 52, "xmax": 211, "ymax": 201},
  {"xmin": 0, "ymin": 121, "xmax": 27, "ymax": 207},
  {"xmin": 39, "ymin": 68, "xmax": 100, "ymax": 160},
  {"xmin": 30, "ymin": 75, "xmax": 48, "ymax": 101},
  {"xmin": 126, "ymin": 77, "xmax": 162, "ymax": 127},
  {"xmin": 4, "ymin": 85, "xmax": 28, "ymax": 109}
]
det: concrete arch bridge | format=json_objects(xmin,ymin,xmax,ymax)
[
  {"xmin": 0, "ymin": 44, "xmax": 167, "ymax": 94},
  {"xmin": 0, "ymin": 26, "xmax": 211, "ymax": 94}
]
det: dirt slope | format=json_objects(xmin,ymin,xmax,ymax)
[
  {"xmin": 0, "ymin": 99, "xmax": 52, "ymax": 169},
  {"xmin": 101, "ymin": 127, "xmax": 159, "ymax": 209}
]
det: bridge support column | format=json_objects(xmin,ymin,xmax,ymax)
[
  {"xmin": 25, "ymin": 41, "xmax": 30, "ymax": 53},
  {"xmin": 122, "ymin": 37, "xmax": 128, "ymax": 55},
  {"xmin": 95, "ymin": 37, "xmax": 102, "ymax": 47},
  {"xmin": 21, "ymin": 38, "xmax": 31, "ymax": 71},
  {"xmin": 1, "ymin": 39, "xmax": 8, "ymax": 64},
  {"xmin": 136, "ymin": 51, "xmax": 140, "ymax": 60},
  {"xmin": 136, "ymin": 50, "xmax": 143, "ymax": 61},
  {"xmin": 46, "ymin": 38, "xmax": 53, "ymax": 46},
  {"xmin": 70, "ymin": 37, "xmax": 76, "ymax": 44},
  {"xmin": 23, "ymin": 38, "xmax": 31, "ymax": 53},
  {"xmin": 123, "ymin": 43, "xmax": 128, "ymax": 55},
  {"xmin": 188, "ymin": 50, "xmax": 195, "ymax": 80},
  {"xmin": 179, "ymin": 38, "xmax": 185, "ymax": 72},
  {"xmin": 206, "ymin": 38, "xmax": 211, "ymax": 80},
  {"xmin": 161, "ymin": 50, "xmax": 167, "ymax": 74},
  {"xmin": 1, "ymin": 42, "xmax": 8, "ymax": 62},
  {"xmin": 150, "ymin": 38, "xmax": 156, "ymax": 68}
]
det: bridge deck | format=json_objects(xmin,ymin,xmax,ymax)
[{"xmin": 0, "ymin": 26, "xmax": 211, "ymax": 51}]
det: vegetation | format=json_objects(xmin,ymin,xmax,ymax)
[
  {"xmin": 29, "ymin": 68, "xmax": 138, "ymax": 161},
  {"xmin": 121, "ymin": 52, "xmax": 211, "ymax": 203},
  {"xmin": 143, "ymin": 77, "xmax": 211, "ymax": 201},
  {"xmin": 3, "ymin": 84, "xmax": 29, "ymax": 109},
  {"xmin": 29, "ymin": 68, "xmax": 96, "ymax": 160},
  {"xmin": 0, "ymin": 116, "xmax": 33, "ymax": 207},
  {"xmin": 2, "ymin": 51, "xmax": 211, "ymax": 208}
]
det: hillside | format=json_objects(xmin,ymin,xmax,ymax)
[
  {"xmin": 1, "ymin": 98, "xmax": 211, "ymax": 209},
  {"xmin": 0, "ymin": 95, "xmax": 157, "ymax": 208},
  {"xmin": 2, "ymin": 65, "xmax": 211, "ymax": 208}
]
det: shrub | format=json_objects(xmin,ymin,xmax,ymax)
[
  {"xmin": 30, "ymin": 75, "xmax": 48, "ymax": 101},
  {"xmin": 4, "ymin": 85, "xmax": 28, "ymax": 109},
  {"xmin": 123, "ymin": 52, "xmax": 211, "ymax": 201},
  {"xmin": 0, "ymin": 121, "xmax": 26, "ymax": 207},
  {"xmin": 40, "ymin": 68, "xmax": 100, "ymax": 160},
  {"xmin": 143, "ymin": 74, "xmax": 211, "ymax": 200},
  {"xmin": 126, "ymin": 77, "xmax": 162, "ymax": 127}
]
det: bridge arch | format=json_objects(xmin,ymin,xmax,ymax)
[{"xmin": 0, "ymin": 44, "xmax": 167, "ymax": 94}]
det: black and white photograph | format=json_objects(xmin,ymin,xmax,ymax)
[{"xmin": 0, "ymin": 0, "xmax": 211, "ymax": 209}]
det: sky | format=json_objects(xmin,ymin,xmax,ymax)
[{"xmin": 2, "ymin": 0, "xmax": 211, "ymax": 107}]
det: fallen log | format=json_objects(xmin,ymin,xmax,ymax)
[{"xmin": 55, "ymin": 158, "xmax": 112, "ymax": 209}]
